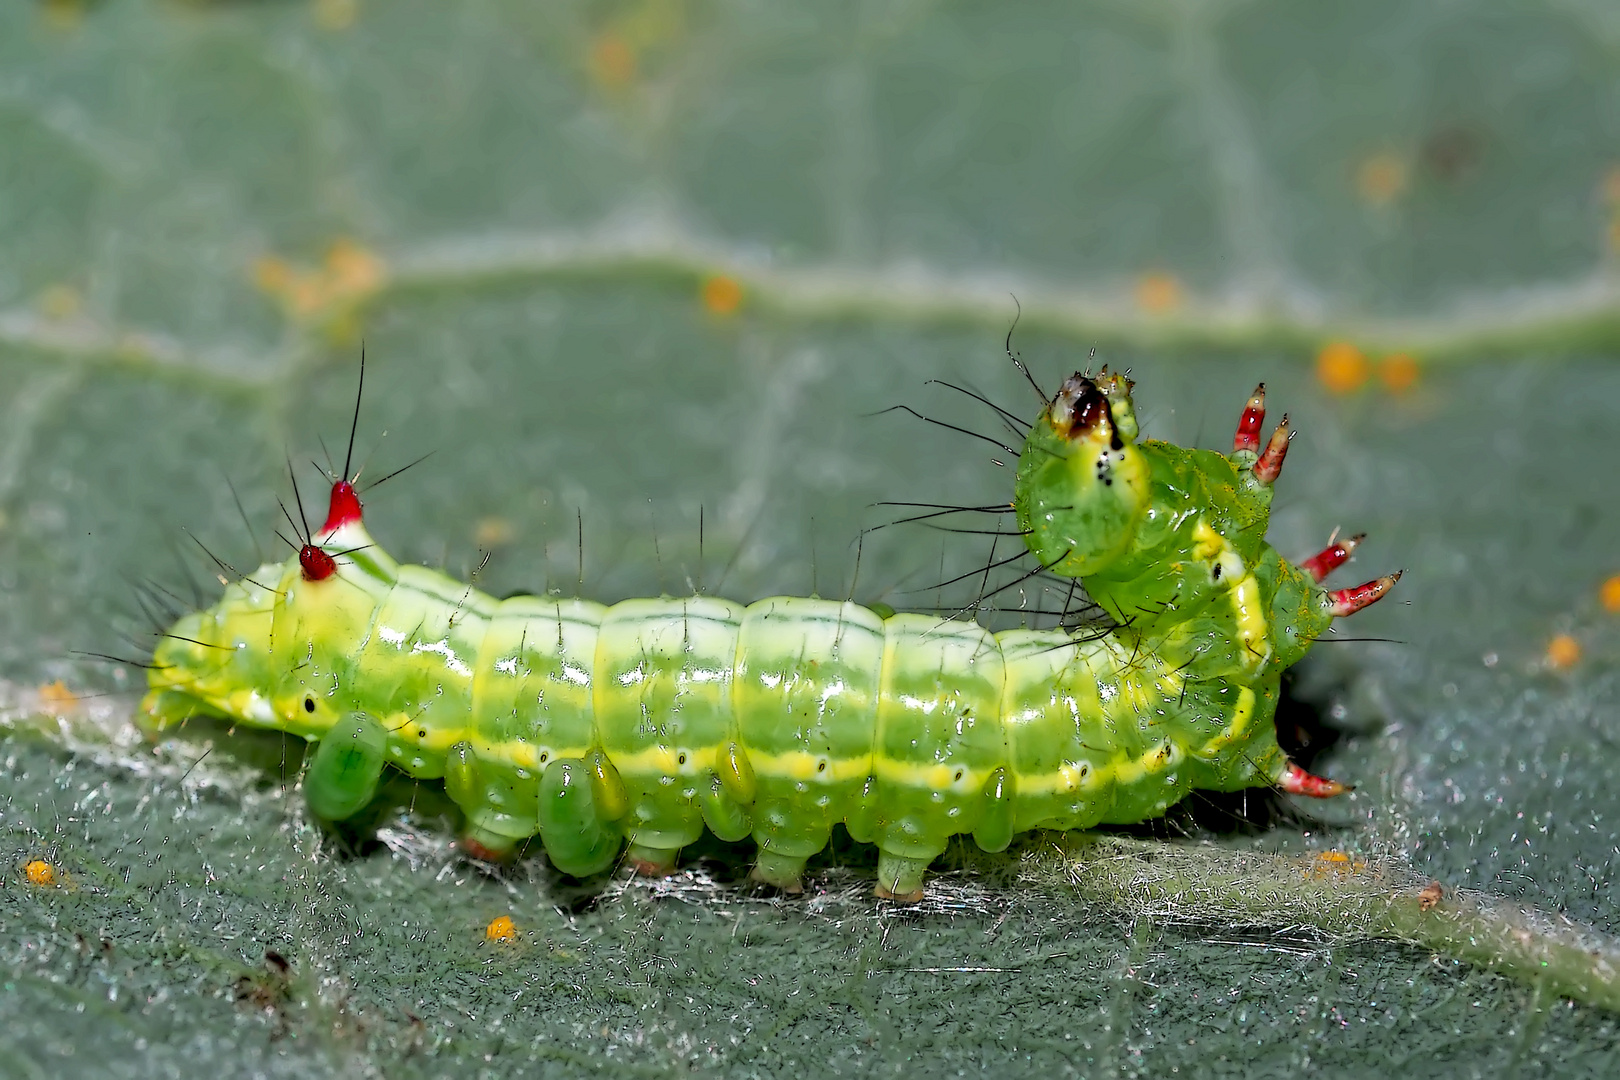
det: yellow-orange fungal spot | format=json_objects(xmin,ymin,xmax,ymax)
[
  {"xmin": 1133, "ymin": 272, "xmax": 1183, "ymax": 315},
  {"xmin": 37, "ymin": 680, "xmax": 79, "ymax": 712},
  {"xmin": 36, "ymin": 284, "xmax": 83, "ymax": 321},
  {"xmin": 1600, "ymin": 574, "xmax": 1620, "ymax": 614},
  {"xmin": 252, "ymin": 256, "xmax": 296, "ymax": 297},
  {"xmin": 701, "ymin": 274, "xmax": 745, "ymax": 317},
  {"xmin": 254, "ymin": 243, "xmax": 384, "ymax": 328},
  {"xmin": 1316, "ymin": 341, "xmax": 1369, "ymax": 394},
  {"xmin": 590, "ymin": 33, "xmax": 637, "ymax": 91},
  {"xmin": 1546, "ymin": 634, "xmax": 1582, "ymax": 671},
  {"xmin": 1306, "ymin": 850, "xmax": 1368, "ymax": 879},
  {"xmin": 41, "ymin": 0, "xmax": 84, "ymax": 31},
  {"xmin": 1377, "ymin": 352, "xmax": 1420, "ymax": 394},
  {"xmin": 324, "ymin": 238, "xmax": 386, "ymax": 297},
  {"xmin": 1356, "ymin": 152, "xmax": 1408, "ymax": 207},
  {"xmin": 25, "ymin": 860, "xmax": 57, "ymax": 887},
  {"xmin": 286, "ymin": 277, "xmax": 328, "ymax": 319},
  {"xmin": 485, "ymin": 915, "xmax": 519, "ymax": 943},
  {"xmin": 314, "ymin": 0, "xmax": 359, "ymax": 31},
  {"xmin": 1603, "ymin": 167, "xmax": 1620, "ymax": 206},
  {"xmin": 475, "ymin": 517, "xmax": 516, "ymax": 549}
]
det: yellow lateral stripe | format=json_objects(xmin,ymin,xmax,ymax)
[
  {"xmin": 1014, "ymin": 739, "xmax": 1181, "ymax": 797},
  {"xmin": 1191, "ymin": 518, "xmax": 1272, "ymax": 664},
  {"xmin": 748, "ymin": 749, "xmax": 872, "ymax": 784},
  {"xmin": 1194, "ymin": 686, "xmax": 1257, "ymax": 758},
  {"xmin": 871, "ymin": 757, "xmax": 985, "ymax": 793},
  {"xmin": 601, "ymin": 743, "xmax": 719, "ymax": 779},
  {"xmin": 382, "ymin": 712, "xmax": 472, "ymax": 755},
  {"xmin": 471, "ymin": 736, "xmax": 594, "ymax": 769}
]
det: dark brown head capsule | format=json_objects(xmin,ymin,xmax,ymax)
[{"xmin": 1049, "ymin": 374, "xmax": 1123, "ymax": 450}]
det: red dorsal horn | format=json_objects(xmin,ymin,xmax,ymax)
[
  {"xmin": 321, "ymin": 479, "xmax": 363, "ymax": 534},
  {"xmin": 1233, "ymin": 384, "xmax": 1266, "ymax": 453}
]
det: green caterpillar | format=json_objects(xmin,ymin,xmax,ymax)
[{"xmin": 140, "ymin": 366, "xmax": 1396, "ymax": 900}]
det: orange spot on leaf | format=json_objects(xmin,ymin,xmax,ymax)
[
  {"xmin": 37, "ymin": 681, "xmax": 78, "ymax": 711},
  {"xmin": 1377, "ymin": 352, "xmax": 1420, "ymax": 394},
  {"xmin": 41, "ymin": 0, "xmax": 85, "ymax": 32},
  {"xmin": 701, "ymin": 274, "xmax": 744, "ymax": 316},
  {"xmin": 24, "ymin": 860, "xmax": 57, "ymax": 887},
  {"xmin": 1603, "ymin": 167, "xmax": 1620, "ymax": 206},
  {"xmin": 1133, "ymin": 272, "xmax": 1183, "ymax": 315},
  {"xmin": 590, "ymin": 33, "xmax": 637, "ymax": 90},
  {"xmin": 252, "ymin": 256, "xmax": 295, "ymax": 296},
  {"xmin": 1306, "ymin": 850, "xmax": 1368, "ymax": 879},
  {"xmin": 474, "ymin": 517, "xmax": 515, "ymax": 549},
  {"xmin": 1316, "ymin": 341, "xmax": 1369, "ymax": 394},
  {"xmin": 36, "ymin": 284, "xmax": 83, "ymax": 321},
  {"xmin": 252, "ymin": 241, "xmax": 385, "ymax": 334},
  {"xmin": 485, "ymin": 915, "xmax": 519, "ymax": 944},
  {"xmin": 1356, "ymin": 152, "xmax": 1408, "ymax": 206},
  {"xmin": 1546, "ymin": 634, "xmax": 1581, "ymax": 670},
  {"xmin": 314, "ymin": 0, "xmax": 359, "ymax": 31},
  {"xmin": 325, "ymin": 238, "xmax": 386, "ymax": 297},
  {"xmin": 1600, "ymin": 574, "xmax": 1620, "ymax": 614}
]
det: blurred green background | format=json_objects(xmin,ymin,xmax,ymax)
[{"xmin": 3, "ymin": 1, "xmax": 1620, "ymax": 1075}]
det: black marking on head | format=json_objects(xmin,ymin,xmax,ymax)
[{"xmin": 1050, "ymin": 374, "xmax": 1121, "ymax": 448}]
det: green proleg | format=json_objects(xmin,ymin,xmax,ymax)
[{"xmin": 304, "ymin": 712, "xmax": 388, "ymax": 822}]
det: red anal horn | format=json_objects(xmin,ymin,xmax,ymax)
[
  {"xmin": 1233, "ymin": 384, "xmax": 1266, "ymax": 453},
  {"xmin": 1279, "ymin": 762, "xmax": 1351, "ymax": 798},
  {"xmin": 1328, "ymin": 571, "xmax": 1402, "ymax": 617}
]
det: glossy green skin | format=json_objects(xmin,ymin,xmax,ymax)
[
  {"xmin": 143, "ymin": 375, "xmax": 1338, "ymax": 897},
  {"xmin": 1016, "ymin": 372, "xmax": 1334, "ymax": 684}
]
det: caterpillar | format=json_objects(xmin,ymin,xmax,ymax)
[{"xmin": 138, "ymin": 362, "xmax": 1397, "ymax": 901}]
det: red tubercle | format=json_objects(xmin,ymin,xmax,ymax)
[
  {"xmin": 299, "ymin": 543, "xmax": 338, "ymax": 581},
  {"xmin": 320, "ymin": 479, "xmax": 363, "ymax": 534},
  {"xmin": 1327, "ymin": 571, "xmax": 1402, "ymax": 617},
  {"xmin": 1301, "ymin": 532, "xmax": 1364, "ymax": 582},
  {"xmin": 1233, "ymin": 383, "xmax": 1266, "ymax": 453},
  {"xmin": 1279, "ymin": 762, "xmax": 1351, "ymax": 798}
]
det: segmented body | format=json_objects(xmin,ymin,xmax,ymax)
[{"xmin": 142, "ymin": 370, "xmax": 1395, "ymax": 899}]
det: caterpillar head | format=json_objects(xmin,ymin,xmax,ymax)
[
  {"xmin": 1015, "ymin": 370, "xmax": 1151, "ymax": 577},
  {"xmin": 140, "ymin": 477, "xmax": 394, "ymax": 737}
]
